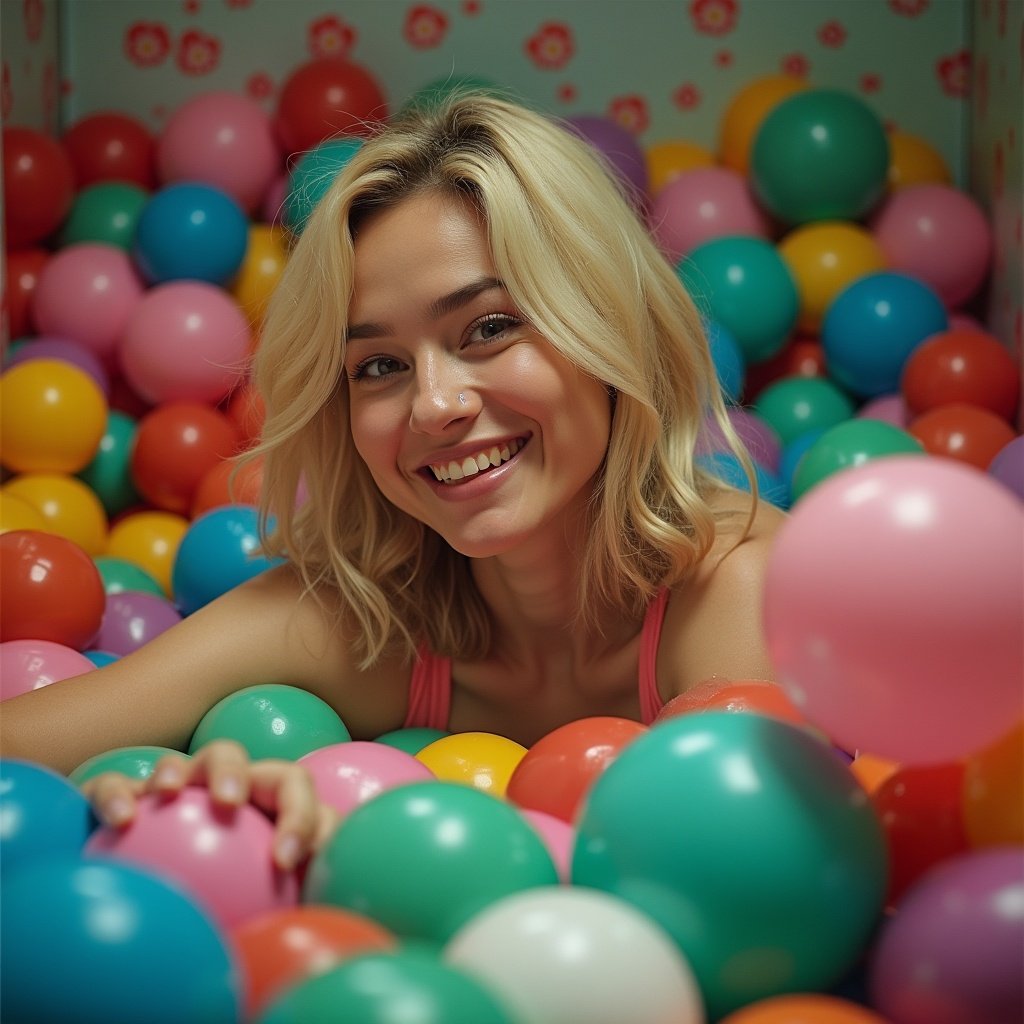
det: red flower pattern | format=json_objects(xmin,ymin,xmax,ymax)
[
  {"xmin": 124, "ymin": 22, "xmax": 171, "ymax": 68},
  {"xmin": 937, "ymin": 50, "xmax": 970, "ymax": 98},
  {"xmin": 404, "ymin": 5, "xmax": 449, "ymax": 48},
  {"xmin": 557, "ymin": 82, "xmax": 577, "ymax": 103},
  {"xmin": 176, "ymin": 28, "xmax": 221, "ymax": 75},
  {"xmin": 609, "ymin": 95, "xmax": 650, "ymax": 135},
  {"xmin": 888, "ymin": 0, "xmax": 929, "ymax": 15},
  {"xmin": 2, "ymin": 62, "xmax": 11, "ymax": 120},
  {"xmin": 462, "ymin": 0, "xmax": 481, "ymax": 13},
  {"xmin": 672, "ymin": 83, "xmax": 701, "ymax": 111},
  {"xmin": 714, "ymin": 49, "xmax": 734, "ymax": 68},
  {"xmin": 525, "ymin": 22, "xmax": 574, "ymax": 70},
  {"xmin": 24, "ymin": 0, "xmax": 44, "ymax": 41},
  {"xmin": 818, "ymin": 20, "xmax": 847, "ymax": 48},
  {"xmin": 976, "ymin": 54, "xmax": 989, "ymax": 119},
  {"xmin": 993, "ymin": 139, "xmax": 1004, "ymax": 198},
  {"xmin": 781, "ymin": 53, "xmax": 810, "ymax": 78},
  {"xmin": 183, "ymin": 0, "xmax": 201, "ymax": 13},
  {"xmin": 308, "ymin": 15, "xmax": 356, "ymax": 58},
  {"xmin": 224, "ymin": 0, "xmax": 252, "ymax": 7},
  {"xmin": 689, "ymin": 0, "xmax": 737, "ymax": 36},
  {"xmin": 246, "ymin": 71, "xmax": 273, "ymax": 101},
  {"xmin": 860, "ymin": 73, "xmax": 882, "ymax": 94}
]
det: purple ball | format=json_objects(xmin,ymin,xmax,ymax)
[
  {"xmin": 4, "ymin": 336, "xmax": 111, "ymax": 396},
  {"xmin": 988, "ymin": 435, "xmax": 1024, "ymax": 501},
  {"xmin": 563, "ymin": 115, "xmax": 649, "ymax": 206},
  {"xmin": 857, "ymin": 392, "xmax": 910, "ymax": 429},
  {"xmin": 94, "ymin": 590, "xmax": 182, "ymax": 656},
  {"xmin": 697, "ymin": 406, "xmax": 783, "ymax": 472},
  {"xmin": 869, "ymin": 847, "xmax": 1024, "ymax": 1024}
]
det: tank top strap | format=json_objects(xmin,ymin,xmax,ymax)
[
  {"xmin": 403, "ymin": 642, "xmax": 452, "ymax": 731},
  {"xmin": 637, "ymin": 587, "xmax": 671, "ymax": 724}
]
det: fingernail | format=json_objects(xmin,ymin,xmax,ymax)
[
  {"xmin": 216, "ymin": 775, "xmax": 243, "ymax": 802},
  {"xmin": 274, "ymin": 834, "xmax": 301, "ymax": 870},
  {"xmin": 105, "ymin": 798, "xmax": 133, "ymax": 826},
  {"xmin": 154, "ymin": 764, "xmax": 183, "ymax": 788}
]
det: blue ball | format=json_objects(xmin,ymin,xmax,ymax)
[
  {"xmin": 134, "ymin": 182, "xmax": 249, "ymax": 285},
  {"xmin": 171, "ymin": 504, "xmax": 285, "ymax": 616},
  {"xmin": 821, "ymin": 271, "xmax": 948, "ymax": 399},
  {"xmin": 1, "ymin": 857, "xmax": 241, "ymax": 1024},
  {"xmin": 706, "ymin": 320, "xmax": 746, "ymax": 403},
  {"xmin": 777, "ymin": 428, "xmax": 828, "ymax": 493},
  {"xmin": 696, "ymin": 451, "xmax": 789, "ymax": 509},
  {"xmin": 0, "ymin": 758, "xmax": 96, "ymax": 878},
  {"xmin": 83, "ymin": 649, "xmax": 121, "ymax": 668},
  {"xmin": 284, "ymin": 137, "xmax": 363, "ymax": 234}
]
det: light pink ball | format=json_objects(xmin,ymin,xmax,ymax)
[
  {"xmin": 31, "ymin": 243, "xmax": 145, "ymax": 360},
  {"xmin": 651, "ymin": 166, "xmax": 771, "ymax": 264},
  {"xmin": 857, "ymin": 393, "xmax": 910, "ymax": 428},
  {"xmin": 157, "ymin": 91, "xmax": 281, "ymax": 213},
  {"xmin": 0, "ymin": 639, "xmax": 95, "ymax": 701},
  {"xmin": 118, "ymin": 281, "xmax": 252, "ymax": 405},
  {"xmin": 85, "ymin": 785, "xmax": 300, "ymax": 929},
  {"xmin": 521, "ymin": 809, "xmax": 574, "ymax": 882}
]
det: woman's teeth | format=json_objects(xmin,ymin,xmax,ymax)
[{"xmin": 430, "ymin": 438, "xmax": 523, "ymax": 483}]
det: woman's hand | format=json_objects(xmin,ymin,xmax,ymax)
[{"xmin": 81, "ymin": 739, "xmax": 339, "ymax": 871}]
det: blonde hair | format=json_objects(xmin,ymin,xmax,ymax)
[{"xmin": 251, "ymin": 92, "xmax": 755, "ymax": 666}]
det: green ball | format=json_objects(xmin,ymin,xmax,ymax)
[
  {"xmin": 754, "ymin": 375, "xmax": 856, "ymax": 446},
  {"xmin": 791, "ymin": 418, "xmax": 925, "ymax": 502},
  {"xmin": 403, "ymin": 75, "xmax": 506, "ymax": 112},
  {"xmin": 257, "ymin": 950, "xmax": 516, "ymax": 1024},
  {"xmin": 303, "ymin": 781, "xmax": 558, "ymax": 945},
  {"xmin": 375, "ymin": 726, "xmax": 450, "ymax": 755},
  {"xmin": 189, "ymin": 684, "xmax": 351, "ymax": 761},
  {"xmin": 677, "ymin": 236, "xmax": 799, "ymax": 363},
  {"xmin": 76, "ymin": 410, "xmax": 141, "ymax": 517},
  {"xmin": 751, "ymin": 88, "xmax": 890, "ymax": 225},
  {"xmin": 58, "ymin": 182, "xmax": 149, "ymax": 250},
  {"xmin": 93, "ymin": 555, "xmax": 164, "ymax": 597},
  {"xmin": 571, "ymin": 713, "xmax": 887, "ymax": 1019},
  {"xmin": 69, "ymin": 745, "xmax": 187, "ymax": 786},
  {"xmin": 284, "ymin": 137, "xmax": 363, "ymax": 234}
]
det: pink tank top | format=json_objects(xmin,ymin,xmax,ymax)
[{"xmin": 402, "ymin": 588, "xmax": 670, "ymax": 730}]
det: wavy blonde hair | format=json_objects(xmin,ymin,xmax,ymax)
[{"xmin": 250, "ymin": 92, "xmax": 755, "ymax": 667}]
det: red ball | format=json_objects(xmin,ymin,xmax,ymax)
[
  {"xmin": 908, "ymin": 401, "xmax": 1017, "ymax": 470},
  {"xmin": 505, "ymin": 716, "xmax": 648, "ymax": 823},
  {"xmin": 191, "ymin": 455, "xmax": 264, "ymax": 518},
  {"xmin": 743, "ymin": 335, "xmax": 826, "ymax": 402},
  {"xmin": 130, "ymin": 402, "xmax": 242, "ymax": 515},
  {"xmin": 3, "ymin": 127, "xmax": 76, "ymax": 248},
  {"xmin": 274, "ymin": 58, "xmax": 388, "ymax": 154},
  {"xmin": 0, "ymin": 529, "xmax": 106, "ymax": 650},
  {"xmin": 654, "ymin": 678, "xmax": 809, "ymax": 728},
  {"xmin": 901, "ymin": 328, "xmax": 1021, "ymax": 422},
  {"xmin": 5, "ymin": 248, "xmax": 49, "ymax": 339},
  {"xmin": 62, "ymin": 111, "xmax": 156, "ymax": 189},
  {"xmin": 223, "ymin": 380, "xmax": 266, "ymax": 449}
]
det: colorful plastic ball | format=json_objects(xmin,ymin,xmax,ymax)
[
  {"xmin": 0, "ymin": 638, "xmax": 96, "ymax": 701},
  {"xmin": 69, "ymin": 744, "xmax": 187, "ymax": 786},
  {"xmin": 0, "ymin": 359, "xmax": 107, "ymax": 474},
  {"xmin": 261, "ymin": 171, "xmax": 289, "ymax": 226},
  {"xmin": 118, "ymin": 281, "xmax": 252, "ymax": 405},
  {"xmin": 233, "ymin": 905, "xmax": 397, "ymax": 1021},
  {"xmin": 415, "ymin": 732, "xmax": 528, "ymax": 797},
  {"xmin": 645, "ymin": 138, "xmax": 715, "ymax": 194},
  {"xmin": 572, "ymin": 712, "xmax": 887, "ymax": 1019},
  {"xmin": 719, "ymin": 993, "xmax": 888, "ymax": 1023},
  {"xmin": 821, "ymin": 271, "xmax": 949, "ymax": 398},
  {"xmin": 445, "ymin": 887, "xmax": 704, "ymax": 1024},
  {"xmin": 303, "ymin": 780, "xmax": 558, "ymax": 945},
  {"xmin": 86, "ymin": 785, "xmax": 299, "ymax": 930},
  {"xmin": 76, "ymin": 410, "xmax": 141, "ymax": 517},
  {"xmin": 653, "ymin": 678, "xmax": 808, "ymax": 728},
  {"xmin": 988, "ymin": 435, "xmax": 1024, "ymax": 500},
  {"xmin": 5, "ymin": 247, "xmax": 49, "ymax": 337},
  {"xmin": 678, "ymin": 236, "xmax": 799, "ymax": 364},
  {"xmin": 224, "ymin": 379, "xmax": 266, "ymax": 448},
  {"xmin": 5, "ymin": 336, "xmax": 111, "ymax": 400},
  {"xmin": 763, "ymin": 456, "xmax": 1024, "ymax": 765},
  {"xmin": 93, "ymin": 554, "xmax": 164, "ymax": 597},
  {"xmin": 257, "ymin": 949, "xmax": 516, "ymax": 1024},
  {"xmin": 83, "ymin": 649, "xmax": 120, "ymax": 667},
  {"xmin": 519, "ymin": 809, "xmax": 574, "ymax": 882},
  {"xmin": 189, "ymin": 683, "xmax": 351, "ymax": 761},
  {"xmin": 871, "ymin": 184, "xmax": 993, "ymax": 308},
  {"xmin": 58, "ymin": 181, "xmax": 149, "ymax": 250},
  {"xmin": 2, "ymin": 125, "xmax": 76, "ymax": 247},
  {"xmin": 901, "ymin": 327, "xmax": 1020, "ymax": 421},
  {"xmin": 283, "ymin": 136, "xmax": 363, "ymax": 234},
  {"xmin": 0, "ymin": 529, "xmax": 105, "ymax": 648},
  {"xmin": 191, "ymin": 455, "xmax": 264, "ymax": 517},
  {"xmin": 157, "ymin": 91, "xmax": 280, "ymax": 213},
  {"xmin": 962, "ymin": 721, "xmax": 1023, "ymax": 847},
  {"xmin": 565, "ymin": 114, "xmax": 650, "ymax": 205},
  {"xmin": 94, "ymin": 590, "xmax": 182, "ymax": 657},
  {"xmin": 750, "ymin": 89, "xmax": 890, "ymax": 225},
  {"xmin": 699, "ymin": 405, "xmax": 783, "ymax": 472},
  {"xmin": 3, "ymin": 472, "xmax": 108, "ymax": 554},
  {"xmin": 886, "ymin": 129, "xmax": 952, "ymax": 191},
  {"xmin": 651, "ymin": 166, "xmax": 769, "ymax": 263},
  {"xmin": 374, "ymin": 726, "xmax": 450, "ymax": 755},
  {"xmin": 231, "ymin": 224, "xmax": 289, "ymax": 325},
  {"xmin": 133, "ymin": 182, "xmax": 249, "ymax": 286},
  {"xmin": 0, "ymin": 759, "xmax": 95, "ymax": 877},
  {"xmin": 908, "ymin": 402, "xmax": 1017, "ymax": 471},
  {"xmin": 0, "ymin": 491, "xmax": 47, "ymax": 533},
  {"xmin": 777, "ymin": 427, "xmax": 827, "ymax": 492},
  {"xmin": 754, "ymin": 375, "xmax": 856, "ymax": 447},
  {"xmin": 299, "ymin": 740, "xmax": 434, "ymax": 819},
  {"xmin": 857, "ymin": 392, "xmax": 910, "ymax": 428},
  {"xmin": 717, "ymin": 74, "xmax": 809, "ymax": 175},
  {"xmin": 778, "ymin": 221, "xmax": 887, "ymax": 334},
  {"xmin": 275, "ymin": 57, "xmax": 389, "ymax": 154},
  {"xmin": 696, "ymin": 451, "xmax": 789, "ymax": 508},
  {"xmin": 505, "ymin": 716, "xmax": 647, "ymax": 824},
  {"xmin": 743, "ymin": 335, "xmax": 827, "ymax": 401},
  {"xmin": 32, "ymin": 242, "xmax": 144, "ymax": 360},
  {"xmin": 869, "ymin": 847, "xmax": 1024, "ymax": 1024},
  {"xmin": 790, "ymin": 418, "xmax": 924, "ymax": 502},
  {"xmin": 106, "ymin": 510, "xmax": 189, "ymax": 595},
  {"xmin": 62, "ymin": 111, "xmax": 156, "ymax": 189},
  {"xmin": 849, "ymin": 753, "xmax": 901, "ymax": 797},
  {"xmin": 706, "ymin": 320, "xmax": 746, "ymax": 402},
  {"xmin": 403, "ymin": 74, "xmax": 504, "ymax": 112}
]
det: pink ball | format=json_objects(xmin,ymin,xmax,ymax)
[
  {"xmin": 698, "ymin": 406, "xmax": 782, "ymax": 472},
  {"xmin": 764, "ymin": 456, "xmax": 1024, "ymax": 765},
  {"xmin": 85, "ymin": 785, "xmax": 300, "ymax": 929},
  {"xmin": 298, "ymin": 741, "xmax": 435, "ymax": 819},
  {"xmin": 31, "ymin": 243, "xmax": 145, "ymax": 360},
  {"xmin": 158, "ymin": 92, "xmax": 281, "ymax": 214},
  {"xmin": 870, "ymin": 184, "xmax": 993, "ymax": 309},
  {"xmin": 651, "ymin": 167, "xmax": 771, "ymax": 264},
  {"xmin": 521, "ymin": 809, "xmax": 574, "ymax": 883},
  {"xmin": 0, "ymin": 639, "xmax": 95, "ymax": 701},
  {"xmin": 856, "ymin": 393, "xmax": 910, "ymax": 428},
  {"xmin": 118, "ymin": 281, "xmax": 252, "ymax": 404},
  {"xmin": 261, "ymin": 172, "xmax": 289, "ymax": 227}
]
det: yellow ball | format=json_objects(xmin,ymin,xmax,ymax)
[
  {"xmin": 645, "ymin": 139, "xmax": 716, "ymax": 196},
  {"xmin": 231, "ymin": 224, "xmax": 290, "ymax": 328},
  {"xmin": 778, "ymin": 221, "xmax": 888, "ymax": 333},
  {"xmin": 106, "ymin": 510, "xmax": 189, "ymax": 595},
  {"xmin": 887, "ymin": 130, "xmax": 952, "ymax": 191},
  {"xmin": 0, "ymin": 359, "xmax": 107, "ymax": 474},
  {"xmin": 2, "ymin": 472, "xmax": 108, "ymax": 554},
  {"xmin": 717, "ymin": 74, "xmax": 810, "ymax": 175},
  {"xmin": 0, "ymin": 490, "xmax": 48, "ymax": 534},
  {"xmin": 415, "ymin": 732, "xmax": 528, "ymax": 798}
]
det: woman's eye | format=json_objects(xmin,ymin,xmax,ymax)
[
  {"xmin": 468, "ymin": 314, "xmax": 522, "ymax": 345},
  {"xmin": 351, "ymin": 356, "xmax": 404, "ymax": 381}
]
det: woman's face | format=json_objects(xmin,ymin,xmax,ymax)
[{"xmin": 344, "ymin": 190, "xmax": 612, "ymax": 558}]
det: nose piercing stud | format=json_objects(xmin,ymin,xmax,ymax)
[{"xmin": 458, "ymin": 392, "xmax": 467, "ymax": 405}]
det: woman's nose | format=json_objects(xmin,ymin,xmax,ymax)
[{"xmin": 409, "ymin": 357, "xmax": 476, "ymax": 433}]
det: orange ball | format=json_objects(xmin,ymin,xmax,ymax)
[
  {"xmin": 655, "ymin": 679, "xmax": 808, "ymax": 728},
  {"xmin": 719, "ymin": 992, "xmax": 888, "ymax": 1023},
  {"xmin": 106, "ymin": 510, "xmax": 189, "ymax": 595},
  {"xmin": 645, "ymin": 139, "xmax": 716, "ymax": 196},
  {"xmin": 191, "ymin": 455, "xmax": 265, "ymax": 518},
  {"xmin": 850, "ymin": 752, "xmax": 900, "ymax": 796},
  {"xmin": 908, "ymin": 402, "xmax": 1017, "ymax": 470},
  {"xmin": 743, "ymin": 335, "xmax": 826, "ymax": 402},
  {"xmin": 887, "ymin": 129, "xmax": 952, "ymax": 191},
  {"xmin": 3, "ymin": 473, "xmax": 108, "ymax": 554},
  {"xmin": 224, "ymin": 381, "xmax": 266, "ymax": 449},
  {"xmin": 962, "ymin": 720, "xmax": 1023, "ymax": 847},
  {"xmin": 717, "ymin": 75, "xmax": 809, "ymax": 175}
]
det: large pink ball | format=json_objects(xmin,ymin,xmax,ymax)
[
  {"xmin": 31, "ymin": 243, "xmax": 145, "ymax": 360},
  {"xmin": 870, "ymin": 184, "xmax": 993, "ymax": 309},
  {"xmin": 118, "ymin": 281, "xmax": 252, "ymax": 404},
  {"xmin": 651, "ymin": 166, "xmax": 771, "ymax": 263},
  {"xmin": 85, "ymin": 785, "xmax": 300, "ymax": 929},
  {"xmin": 157, "ymin": 92, "xmax": 281, "ymax": 213},
  {"xmin": 764, "ymin": 456, "xmax": 1023, "ymax": 765},
  {"xmin": 0, "ymin": 638, "xmax": 95, "ymax": 701}
]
